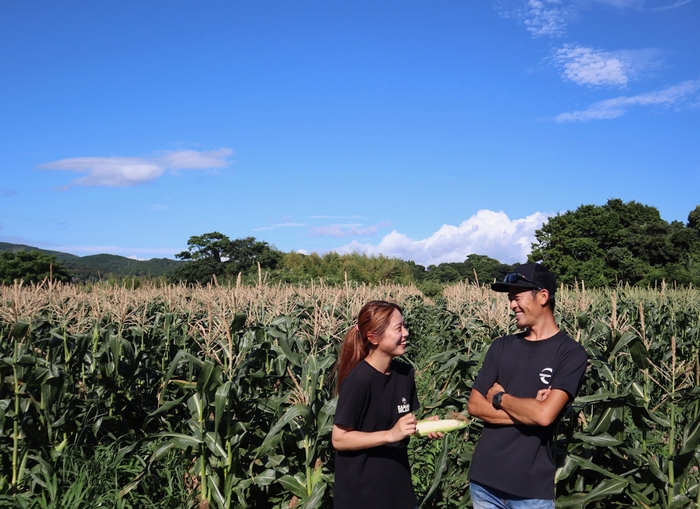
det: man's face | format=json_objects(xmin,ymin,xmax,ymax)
[{"xmin": 507, "ymin": 287, "xmax": 545, "ymax": 329}]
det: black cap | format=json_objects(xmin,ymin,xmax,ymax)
[{"xmin": 491, "ymin": 263, "xmax": 557, "ymax": 295}]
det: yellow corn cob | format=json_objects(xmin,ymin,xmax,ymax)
[{"xmin": 415, "ymin": 418, "xmax": 468, "ymax": 437}]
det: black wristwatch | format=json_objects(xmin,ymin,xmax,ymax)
[{"xmin": 492, "ymin": 391, "xmax": 505, "ymax": 410}]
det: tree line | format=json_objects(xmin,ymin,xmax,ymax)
[
  {"xmin": 2, "ymin": 199, "xmax": 699, "ymax": 289},
  {"xmin": 529, "ymin": 199, "xmax": 700, "ymax": 287},
  {"xmin": 167, "ymin": 233, "xmax": 514, "ymax": 293}
]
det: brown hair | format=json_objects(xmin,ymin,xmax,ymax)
[{"xmin": 335, "ymin": 300, "xmax": 403, "ymax": 394}]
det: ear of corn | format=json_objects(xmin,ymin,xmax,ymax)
[{"xmin": 415, "ymin": 419, "xmax": 468, "ymax": 437}]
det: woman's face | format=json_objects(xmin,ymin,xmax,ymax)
[{"xmin": 373, "ymin": 308, "xmax": 409, "ymax": 357}]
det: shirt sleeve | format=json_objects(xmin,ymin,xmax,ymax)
[
  {"xmin": 334, "ymin": 375, "xmax": 369, "ymax": 429},
  {"xmin": 471, "ymin": 339, "xmax": 502, "ymax": 398},
  {"xmin": 551, "ymin": 342, "xmax": 588, "ymax": 400}
]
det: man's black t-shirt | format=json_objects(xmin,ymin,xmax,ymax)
[
  {"xmin": 333, "ymin": 359, "xmax": 419, "ymax": 509},
  {"xmin": 469, "ymin": 331, "xmax": 588, "ymax": 500}
]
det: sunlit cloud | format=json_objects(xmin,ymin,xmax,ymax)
[
  {"xmin": 38, "ymin": 148, "xmax": 233, "ymax": 188},
  {"xmin": 524, "ymin": 0, "xmax": 572, "ymax": 37},
  {"xmin": 553, "ymin": 45, "xmax": 662, "ymax": 87},
  {"xmin": 589, "ymin": 0, "xmax": 692, "ymax": 9},
  {"xmin": 309, "ymin": 221, "xmax": 392, "ymax": 238},
  {"xmin": 555, "ymin": 79, "xmax": 700, "ymax": 122},
  {"xmin": 501, "ymin": 0, "xmax": 688, "ymax": 40},
  {"xmin": 497, "ymin": 0, "xmax": 573, "ymax": 38},
  {"xmin": 332, "ymin": 210, "xmax": 549, "ymax": 265},
  {"xmin": 554, "ymin": 45, "xmax": 628, "ymax": 86}
]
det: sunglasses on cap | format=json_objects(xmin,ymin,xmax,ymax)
[{"xmin": 502, "ymin": 272, "xmax": 543, "ymax": 290}]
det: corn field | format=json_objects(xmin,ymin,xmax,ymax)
[{"xmin": 0, "ymin": 279, "xmax": 698, "ymax": 508}]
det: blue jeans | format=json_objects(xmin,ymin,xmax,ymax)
[{"xmin": 470, "ymin": 482, "xmax": 554, "ymax": 509}]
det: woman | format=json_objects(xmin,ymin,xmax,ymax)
[{"xmin": 332, "ymin": 300, "xmax": 433, "ymax": 509}]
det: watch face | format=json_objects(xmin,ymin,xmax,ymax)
[{"xmin": 492, "ymin": 392, "xmax": 503, "ymax": 409}]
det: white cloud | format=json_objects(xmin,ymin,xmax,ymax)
[
  {"xmin": 502, "ymin": 0, "xmax": 687, "ymax": 40},
  {"xmin": 272, "ymin": 222, "xmax": 307, "ymax": 228},
  {"xmin": 150, "ymin": 204, "xmax": 170, "ymax": 210},
  {"xmin": 158, "ymin": 149, "xmax": 232, "ymax": 170},
  {"xmin": 587, "ymin": 0, "xmax": 643, "ymax": 6},
  {"xmin": 253, "ymin": 222, "xmax": 307, "ymax": 231},
  {"xmin": 554, "ymin": 45, "xmax": 628, "ymax": 86},
  {"xmin": 648, "ymin": 0, "xmax": 694, "ymax": 10},
  {"xmin": 310, "ymin": 221, "xmax": 392, "ymax": 238},
  {"xmin": 307, "ymin": 215, "xmax": 367, "ymax": 219},
  {"xmin": 497, "ymin": 0, "xmax": 569, "ymax": 37},
  {"xmin": 589, "ymin": 0, "xmax": 691, "ymax": 9},
  {"xmin": 522, "ymin": 0, "xmax": 572, "ymax": 37},
  {"xmin": 127, "ymin": 255, "xmax": 147, "ymax": 261},
  {"xmin": 38, "ymin": 148, "xmax": 233, "ymax": 188},
  {"xmin": 331, "ymin": 210, "xmax": 549, "ymax": 265},
  {"xmin": 555, "ymin": 78, "xmax": 700, "ymax": 122},
  {"xmin": 553, "ymin": 45, "xmax": 663, "ymax": 87}
]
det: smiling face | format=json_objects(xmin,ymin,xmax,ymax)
[
  {"xmin": 369, "ymin": 308, "xmax": 409, "ymax": 359},
  {"xmin": 508, "ymin": 287, "xmax": 548, "ymax": 329}
]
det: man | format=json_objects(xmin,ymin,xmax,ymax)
[{"xmin": 467, "ymin": 263, "xmax": 588, "ymax": 509}]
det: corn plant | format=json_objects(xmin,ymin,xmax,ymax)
[{"xmin": 1, "ymin": 280, "xmax": 699, "ymax": 508}]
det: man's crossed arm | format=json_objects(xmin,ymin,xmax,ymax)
[{"xmin": 467, "ymin": 383, "xmax": 570, "ymax": 427}]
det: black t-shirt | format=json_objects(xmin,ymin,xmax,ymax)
[
  {"xmin": 333, "ymin": 359, "xmax": 420, "ymax": 509},
  {"xmin": 469, "ymin": 331, "xmax": 588, "ymax": 500}
]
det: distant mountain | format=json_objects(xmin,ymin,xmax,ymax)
[{"xmin": 0, "ymin": 242, "xmax": 183, "ymax": 280}]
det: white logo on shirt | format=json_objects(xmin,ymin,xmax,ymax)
[
  {"xmin": 397, "ymin": 397, "xmax": 410, "ymax": 413},
  {"xmin": 540, "ymin": 367, "xmax": 553, "ymax": 384}
]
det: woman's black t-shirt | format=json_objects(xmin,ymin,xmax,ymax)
[{"xmin": 333, "ymin": 359, "xmax": 419, "ymax": 509}]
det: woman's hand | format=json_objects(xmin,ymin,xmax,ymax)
[
  {"xmin": 389, "ymin": 412, "xmax": 417, "ymax": 441},
  {"xmin": 423, "ymin": 415, "xmax": 444, "ymax": 440}
]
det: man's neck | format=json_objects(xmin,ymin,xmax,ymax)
[{"xmin": 524, "ymin": 316, "xmax": 560, "ymax": 341}]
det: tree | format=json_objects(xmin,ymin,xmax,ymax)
[
  {"xmin": 170, "ymin": 233, "xmax": 282, "ymax": 284},
  {"xmin": 529, "ymin": 199, "xmax": 700, "ymax": 287},
  {"xmin": 425, "ymin": 263, "xmax": 462, "ymax": 284},
  {"xmin": 420, "ymin": 255, "xmax": 514, "ymax": 285},
  {"xmin": 0, "ymin": 251, "xmax": 72, "ymax": 285},
  {"xmin": 688, "ymin": 205, "xmax": 700, "ymax": 231},
  {"xmin": 224, "ymin": 237, "xmax": 283, "ymax": 276},
  {"xmin": 462, "ymin": 254, "xmax": 514, "ymax": 284},
  {"xmin": 175, "ymin": 232, "xmax": 232, "ymax": 262}
]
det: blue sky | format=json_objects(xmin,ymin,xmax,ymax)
[{"xmin": 1, "ymin": 0, "xmax": 698, "ymax": 265}]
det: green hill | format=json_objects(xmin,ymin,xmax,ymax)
[{"xmin": 0, "ymin": 242, "xmax": 183, "ymax": 280}]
